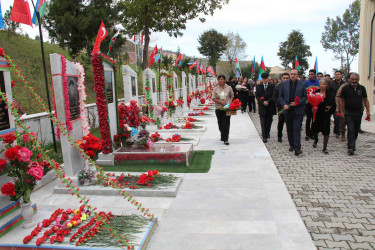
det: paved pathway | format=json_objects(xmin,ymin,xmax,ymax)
[
  {"xmin": 249, "ymin": 112, "xmax": 375, "ymax": 250},
  {"xmin": 148, "ymin": 112, "xmax": 315, "ymax": 250}
]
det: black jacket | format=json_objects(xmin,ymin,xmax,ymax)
[{"xmin": 256, "ymin": 82, "xmax": 276, "ymax": 115}]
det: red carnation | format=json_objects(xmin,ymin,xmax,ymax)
[
  {"xmin": 23, "ymin": 235, "xmax": 33, "ymax": 244},
  {"xmin": 260, "ymin": 97, "xmax": 264, "ymax": 100},
  {"xmin": 3, "ymin": 134, "xmax": 17, "ymax": 144},
  {"xmin": 1, "ymin": 182, "xmax": 15, "ymax": 196},
  {"xmin": 4, "ymin": 147, "xmax": 20, "ymax": 161},
  {"xmin": 0, "ymin": 48, "xmax": 4, "ymax": 57},
  {"xmin": 294, "ymin": 96, "xmax": 300, "ymax": 106}
]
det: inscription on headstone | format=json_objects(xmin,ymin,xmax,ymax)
[
  {"xmin": 152, "ymin": 78, "xmax": 156, "ymax": 93},
  {"xmin": 67, "ymin": 76, "xmax": 80, "ymax": 121},
  {"xmin": 131, "ymin": 76, "xmax": 136, "ymax": 97},
  {"xmin": 104, "ymin": 71, "xmax": 114, "ymax": 103},
  {"xmin": 0, "ymin": 72, "xmax": 10, "ymax": 131}
]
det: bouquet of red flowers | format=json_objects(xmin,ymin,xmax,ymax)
[
  {"xmin": 278, "ymin": 96, "xmax": 300, "ymax": 116},
  {"xmin": 200, "ymin": 98, "xmax": 206, "ymax": 104},
  {"xmin": 150, "ymin": 132, "xmax": 163, "ymax": 142},
  {"xmin": 166, "ymin": 134, "xmax": 181, "ymax": 142},
  {"xmin": 77, "ymin": 133, "xmax": 102, "ymax": 158},
  {"xmin": 163, "ymin": 122, "xmax": 179, "ymax": 130}
]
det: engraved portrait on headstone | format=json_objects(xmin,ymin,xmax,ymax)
[
  {"xmin": 152, "ymin": 78, "xmax": 156, "ymax": 93},
  {"xmin": 131, "ymin": 76, "xmax": 136, "ymax": 97},
  {"xmin": 67, "ymin": 76, "xmax": 80, "ymax": 121},
  {"xmin": 104, "ymin": 70, "xmax": 114, "ymax": 103},
  {"xmin": 175, "ymin": 77, "xmax": 178, "ymax": 89},
  {"xmin": 0, "ymin": 72, "xmax": 10, "ymax": 131}
]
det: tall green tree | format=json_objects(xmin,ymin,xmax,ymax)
[
  {"xmin": 321, "ymin": 0, "xmax": 360, "ymax": 75},
  {"xmin": 3, "ymin": 7, "xmax": 20, "ymax": 40},
  {"xmin": 118, "ymin": 0, "xmax": 228, "ymax": 70},
  {"xmin": 277, "ymin": 30, "xmax": 311, "ymax": 76},
  {"xmin": 223, "ymin": 32, "xmax": 247, "ymax": 68},
  {"xmin": 44, "ymin": 0, "xmax": 121, "ymax": 57},
  {"xmin": 197, "ymin": 29, "xmax": 228, "ymax": 71}
]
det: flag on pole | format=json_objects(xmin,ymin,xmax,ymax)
[
  {"xmin": 91, "ymin": 21, "xmax": 108, "ymax": 55},
  {"xmin": 258, "ymin": 56, "xmax": 266, "ymax": 81},
  {"xmin": 10, "ymin": 0, "xmax": 33, "ymax": 27},
  {"xmin": 189, "ymin": 60, "xmax": 198, "ymax": 69},
  {"xmin": 107, "ymin": 30, "xmax": 120, "ymax": 55},
  {"xmin": 175, "ymin": 53, "xmax": 182, "ymax": 66},
  {"xmin": 314, "ymin": 56, "xmax": 318, "ymax": 73},
  {"xmin": 154, "ymin": 48, "xmax": 162, "ymax": 63},
  {"xmin": 32, "ymin": 0, "xmax": 46, "ymax": 25},
  {"xmin": 235, "ymin": 58, "xmax": 241, "ymax": 77},
  {"xmin": 149, "ymin": 45, "xmax": 158, "ymax": 67},
  {"xmin": 202, "ymin": 66, "xmax": 206, "ymax": 75},
  {"xmin": 251, "ymin": 56, "xmax": 255, "ymax": 80},
  {"xmin": 178, "ymin": 54, "xmax": 184, "ymax": 66},
  {"xmin": 294, "ymin": 56, "xmax": 301, "ymax": 71},
  {"xmin": 0, "ymin": 1, "xmax": 5, "ymax": 29}
]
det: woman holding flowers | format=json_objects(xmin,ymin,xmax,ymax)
[
  {"xmin": 311, "ymin": 78, "xmax": 336, "ymax": 154},
  {"xmin": 212, "ymin": 75, "xmax": 234, "ymax": 145}
]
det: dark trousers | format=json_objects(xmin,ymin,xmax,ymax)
[
  {"xmin": 260, "ymin": 113, "xmax": 273, "ymax": 139},
  {"xmin": 345, "ymin": 111, "xmax": 362, "ymax": 150},
  {"xmin": 248, "ymin": 96, "xmax": 256, "ymax": 112},
  {"xmin": 285, "ymin": 112, "xmax": 304, "ymax": 150},
  {"xmin": 240, "ymin": 94, "xmax": 248, "ymax": 112},
  {"xmin": 333, "ymin": 111, "xmax": 340, "ymax": 134},
  {"xmin": 215, "ymin": 109, "xmax": 231, "ymax": 141},
  {"xmin": 305, "ymin": 104, "xmax": 313, "ymax": 138},
  {"xmin": 277, "ymin": 113, "xmax": 285, "ymax": 138}
]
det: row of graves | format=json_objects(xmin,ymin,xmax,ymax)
[{"xmin": 0, "ymin": 48, "xmax": 216, "ymax": 249}]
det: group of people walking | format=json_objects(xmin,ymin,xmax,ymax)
[{"xmin": 212, "ymin": 69, "xmax": 371, "ymax": 156}]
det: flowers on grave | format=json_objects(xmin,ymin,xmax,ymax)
[
  {"xmin": 137, "ymin": 170, "xmax": 160, "ymax": 186},
  {"xmin": 166, "ymin": 134, "xmax": 181, "ymax": 142},
  {"xmin": 134, "ymin": 129, "xmax": 152, "ymax": 148},
  {"xmin": 163, "ymin": 122, "xmax": 179, "ymax": 130},
  {"xmin": 278, "ymin": 96, "xmax": 301, "ymax": 116},
  {"xmin": 193, "ymin": 107, "xmax": 209, "ymax": 111},
  {"xmin": 165, "ymin": 99, "xmax": 177, "ymax": 117},
  {"xmin": 0, "ymin": 131, "xmax": 44, "ymax": 203},
  {"xmin": 75, "ymin": 63, "xmax": 90, "ymax": 136},
  {"xmin": 139, "ymin": 115, "xmax": 152, "ymax": 129},
  {"xmin": 200, "ymin": 98, "xmax": 206, "ymax": 104},
  {"xmin": 114, "ymin": 123, "xmax": 138, "ymax": 148},
  {"xmin": 181, "ymin": 122, "xmax": 198, "ymax": 129},
  {"xmin": 150, "ymin": 132, "xmax": 163, "ymax": 142},
  {"xmin": 78, "ymin": 169, "xmax": 95, "ymax": 185},
  {"xmin": 144, "ymin": 78, "xmax": 154, "ymax": 119},
  {"xmin": 188, "ymin": 111, "xmax": 206, "ymax": 116},
  {"xmin": 91, "ymin": 53, "xmax": 112, "ymax": 154},
  {"xmin": 187, "ymin": 95, "xmax": 193, "ymax": 108},
  {"xmin": 118, "ymin": 101, "xmax": 141, "ymax": 128},
  {"xmin": 76, "ymin": 133, "xmax": 102, "ymax": 158},
  {"xmin": 177, "ymin": 98, "xmax": 184, "ymax": 107}
]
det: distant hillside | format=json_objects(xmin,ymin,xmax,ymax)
[{"xmin": 0, "ymin": 31, "xmax": 124, "ymax": 114}]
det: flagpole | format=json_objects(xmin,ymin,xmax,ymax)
[
  {"xmin": 30, "ymin": 0, "xmax": 58, "ymax": 153},
  {"xmin": 158, "ymin": 58, "xmax": 161, "ymax": 103},
  {"xmin": 135, "ymin": 39, "xmax": 137, "ymax": 72}
]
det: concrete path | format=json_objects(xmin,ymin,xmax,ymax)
[
  {"xmin": 250, "ymin": 111, "xmax": 375, "ymax": 250},
  {"xmin": 147, "ymin": 112, "xmax": 315, "ymax": 250}
]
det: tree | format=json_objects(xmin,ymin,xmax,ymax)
[
  {"xmin": 321, "ymin": 0, "xmax": 360, "ymax": 75},
  {"xmin": 118, "ymin": 0, "xmax": 228, "ymax": 70},
  {"xmin": 277, "ymin": 30, "xmax": 311, "ymax": 76},
  {"xmin": 197, "ymin": 29, "xmax": 228, "ymax": 71},
  {"xmin": 44, "ymin": 0, "xmax": 121, "ymax": 57},
  {"xmin": 3, "ymin": 7, "xmax": 20, "ymax": 40},
  {"xmin": 223, "ymin": 32, "xmax": 247, "ymax": 68}
]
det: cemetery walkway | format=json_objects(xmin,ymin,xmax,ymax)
[{"xmin": 147, "ymin": 112, "xmax": 315, "ymax": 250}]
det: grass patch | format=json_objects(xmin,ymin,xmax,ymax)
[{"xmin": 100, "ymin": 150, "xmax": 215, "ymax": 173}]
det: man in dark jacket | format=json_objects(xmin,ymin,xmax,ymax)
[
  {"xmin": 256, "ymin": 73, "xmax": 276, "ymax": 143},
  {"xmin": 273, "ymin": 73, "xmax": 290, "ymax": 142},
  {"xmin": 279, "ymin": 69, "xmax": 307, "ymax": 156},
  {"xmin": 329, "ymin": 70, "xmax": 345, "ymax": 137}
]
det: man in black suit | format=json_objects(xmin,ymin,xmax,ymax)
[{"xmin": 256, "ymin": 73, "xmax": 276, "ymax": 143}]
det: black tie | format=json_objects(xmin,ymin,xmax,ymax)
[{"xmin": 264, "ymin": 84, "xmax": 267, "ymax": 92}]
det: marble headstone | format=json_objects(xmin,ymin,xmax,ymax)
[
  {"xmin": 181, "ymin": 71, "xmax": 188, "ymax": 109},
  {"xmin": 122, "ymin": 65, "xmax": 138, "ymax": 104}
]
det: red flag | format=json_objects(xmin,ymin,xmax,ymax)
[
  {"xmin": 189, "ymin": 60, "xmax": 198, "ymax": 69},
  {"xmin": 175, "ymin": 53, "xmax": 182, "ymax": 66},
  {"xmin": 10, "ymin": 0, "xmax": 33, "ymax": 27},
  {"xmin": 140, "ymin": 32, "xmax": 144, "ymax": 45},
  {"xmin": 197, "ymin": 64, "xmax": 200, "ymax": 74},
  {"xmin": 91, "ymin": 21, "xmax": 108, "ymax": 55},
  {"xmin": 202, "ymin": 66, "xmax": 206, "ymax": 75},
  {"xmin": 149, "ymin": 45, "xmax": 158, "ymax": 67}
]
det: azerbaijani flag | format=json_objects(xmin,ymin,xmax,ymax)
[
  {"xmin": 295, "ymin": 56, "xmax": 301, "ymax": 71},
  {"xmin": 178, "ymin": 54, "xmax": 184, "ymax": 66},
  {"xmin": 314, "ymin": 56, "xmax": 318, "ymax": 73},
  {"xmin": 149, "ymin": 45, "xmax": 158, "ymax": 67},
  {"xmin": 10, "ymin": 0, "xmax": 33, "ymax": 27},
  {"xmin": 0, "ymin": 1, "xmax": 4, "ymax": 29},
  {"xmin": 32, "ymin": 0, "xmax": 47, "ymax": 25},
  {"xmin": 107, "ymin": 30, "xmax": 120, "ymax": 55},
  {"xmin": 258, "ymin": 56, "xmax": 266, "ymax": 81},
  {"xmin": 175, "ymin": 53, "xmax": 182, "ymax": 66},
  {"xmin": 235, "ymin": 58, "xmax": 241, "ymax": 77},
  {"xmin": 189, "ymin": 60, "xmax": 198, "ymax": 69},
  {"xmin": 251, "ymin": 56, "xmax": 255, "ymax": 80},
  {"xmin": 154, "ymin": 47, "xmax": 162, "ymax": 63}
]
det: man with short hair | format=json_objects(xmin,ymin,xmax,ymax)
[
  {"xmin": 325, "ymin": 74, "xmax": 332, "ymax": 84},
  {"xmin": 317, "ymin": 72, "xmax": 323, "ymax": 80},
  {"xmin": 340, "ymin": 73, "xmax": 370, "ymax": 155},
  {"xmin": 279, "ymin": 69, "xmax": 307, "ymax": 156},
  {"xmin": 304, "ymin": 69, "xmax": 320, "ymax": 141},
  {"xmin": 273, "ymin": 72, "xmax": 290, "ymax": 142},
  {"xmin": 256, "ymin": 73, "xmax": 276, "ymax": 143},
  {"xmin": 329, "ymin": 71, "xmax": 345, "ymax": 137}
]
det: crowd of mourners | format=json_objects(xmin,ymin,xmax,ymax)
[{"xmin": 212, "ymin": 69, "xmax": 370, "ymax": 156}]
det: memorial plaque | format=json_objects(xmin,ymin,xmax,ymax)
[
  {"xmin": 67, "ymin": 76, "xmax": 80, "ymax": 121},
  {"xmin": 152, "ymin": 78, "xmax": 156, "ymax": 93},
  {"xmin": 0, "ymin": 72, "xmax": 10, "ymax": 131},
  {"xmin": 175, "ymin": 77, "xmax": 178, "ymax": 89},
  {"xmin": 104, "ymin": 71, "xmax": 114, "ymax": 103},
  {"xmin": 131, "ymin": 76, "xmax": 136, "ymax": 97}
]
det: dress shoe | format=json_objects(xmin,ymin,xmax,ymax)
[
  {"xmin": 278, "ymin": 137, "xmax": 282, "ymax": 142},
  {"xmin": 348, "ymin": 148, "xmax": 354, "ymax": 155},
  {"xmin": 224, "ymin": 141, "xmax": 230, "ymax": 145},
  {"xmin": 322, "ymin": 148, "xmax": 329, "ymax": 154},
  {"xmin": 305, "ymin": 136, "xmax": 310, "ymax": 141},
  {"xmin": 341, "ymin": 133, "xmax": 345, "ymax": 141},
  {"xmin": 263, "ymin": 138, "xmax": 267, "ymax": 143},
  {"xmin": 267, "ymin": 135, "xmax": 270, "ymax": 139},
  {"xmin": 334, "ymin": 132, "xmax": 340, "ymax": 138},
  {"xmin": 295, "ymin": 150, "xmax": 303, "ymax": 156},
  {"xmin": 289, "ymin": 147, "xmax": 294, "ymax": 152},
  {"xmin": 358, "ymin": 129, "xmax": 365, "ymax": 134},
  {"xmin": 313, "ymin": 141, "xmax": 317, "ymax": 148}
]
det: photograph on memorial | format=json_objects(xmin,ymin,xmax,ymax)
[
  {"xmin": 104, "ymin": 70, "xmax": 114, "ymax": 103},
  {"xmin": 175, "ymin": 77, "xmax": 178, "ymax": 89},
  {"xmin": 131, "ymin": 76, "xmax": 136, "ymax": 97},
  {"xmin": 67, "ymin": 76, "xmax": 80, "ymax": 121},
  {"xmin": 152, "ymin": 78, "xmax": 156, "ymax": 93},
  {"xmin": 0, "ymin": 72, "xmax": 10, "ymax": 131}
]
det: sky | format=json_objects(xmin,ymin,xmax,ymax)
[{"xmin": 1, "ymin": 0, "xmax": 357, "ymax": 75}]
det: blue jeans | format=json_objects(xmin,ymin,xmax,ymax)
[{"xmin": 285, "ymin": 111, "xmax": 304, "ymax": 151}]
